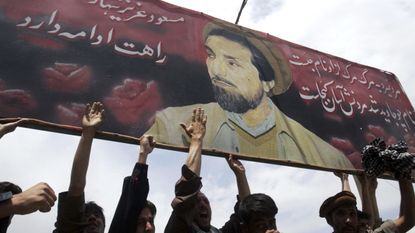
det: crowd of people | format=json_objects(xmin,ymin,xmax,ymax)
[{"xmin": 0, "ymin": 103, "xmax": 414, "ymax": 233}]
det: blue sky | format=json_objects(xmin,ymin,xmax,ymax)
[{"xmin": 1, "ymin": 0, "xmax": 414, "ymax": 232}]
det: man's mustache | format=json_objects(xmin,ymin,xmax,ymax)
[{"xmin": 211, "ymin": 76, "xmax": 237, "ymax": 88}]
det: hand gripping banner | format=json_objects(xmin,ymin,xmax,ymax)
[{"xmin": 1, "ymin": 0, "xmax": 414, "ymax": 174}]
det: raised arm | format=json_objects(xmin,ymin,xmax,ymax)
[
  {"xmin": 226, "ymin": 154, "xmax": 250, "ymax": 200},
  {"xmin": 367, "ymin": 176, "xmax": 381, "ymax": 227},
  {"xmin": 165, "ymin": 108, "xmax": 207, "ymax": 233},
  {"xmin": 138, "ymin": 135, "xmax": 156, "ymax": 165},
  {"xmin": 0, "ymin": 120, "xmax": 23, "ymax": 139},
  {"xmin": 358, "ymin": 174, "xmax": 377, "ymax": 229},
  {"xmin": 334, "ymin": 172, "xmax": 351, "ymax": 192},
  {"xmin": 179, "ymin": 108, "xmax": 207, "ymax": 176},
  {"xmin": 0, "ymin": 182, "xmax": 56, "ymax": 218},
  {"xmin": 68, "ymin": 102, "xmax": 104, "ymax": 196},
  {"xmin": 395, "ymin": 178, "xmax": 415, "ymax": 233},
  {"xmin": 108, "ymin": 135, "xmax": 155, "ymax": 233}
]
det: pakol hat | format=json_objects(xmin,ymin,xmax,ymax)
[
  {"xmin": 203, "ymin": 20, "xmax": 292, "ymax": 95},
  {"xmin": 319, "ymin": 191, "xmax": 357, "ymax": 218}
]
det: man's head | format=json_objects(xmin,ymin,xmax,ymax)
[
  {"xmin": 136, "ymin": 201, "xmax": 156, "ymax": 233},
  {"xmin": 193, "ymin": 192, "xmax": 212, "ymax": 231},
  {"xmin": 238, "ymin": 193, "xmax": 278, "ymax": 233},
  {"xmin": 320, "ymin": 191, "xmax": 358, "ymax": 233},
  {"xmin": 84, "ymin": 201, "xmax": 105, "ymax": 233},
  {"xmin": 0, "ymin": 182, "xmax": 22, "ymax": 232},
  {"xmin": 203, "ymin": 22, "xmax": 291, "ymax": 114}
]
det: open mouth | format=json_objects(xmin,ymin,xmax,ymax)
[
  {"xmin": 86, "ymin": 218, "xmax": 100, "ymax": 231},
  {"xmin": 342, "ymin": 227, "xmax": 355, "ymax": 233},
  {"xmin": 88, "ymin": 223, "xmax": 98, "ymax": 229}
]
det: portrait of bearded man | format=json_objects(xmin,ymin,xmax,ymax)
[{"xmin": 146, "ymin": 20, "xmax": 353, "ymax": 170}]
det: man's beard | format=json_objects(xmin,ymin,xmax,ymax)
[{"xmin": 212, "ymin": 84, "xmax": 264, "ymax": 114}]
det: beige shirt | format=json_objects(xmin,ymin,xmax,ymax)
[{"xmin": 146, "ymin": 102, "xmax": 354, "ymax": 170}]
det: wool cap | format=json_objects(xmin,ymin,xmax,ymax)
[{"xmin": 319, "ymin": 191, "xmax": 357, "ymax": 218}]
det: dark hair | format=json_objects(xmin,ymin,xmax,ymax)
[
  {"xmin": 145, "ymin": 200, "xmax": 157, "ymax": 216},
  {"xmin": 0, "ymin": 182, "xmax": 22, "ymax": 231},
  {"xmin": 0, "ymin": 182, "xmax": 22, "ymax": 194},
  {"xmin": 206, "ymin": 28, "xmax": 275, "ymax": 82},
  {"xmin": 238, "ymin": 193, "xmax": 278, "ymax": 224},
  {"xmin": 357, "ymin": 210, "xmax": 371, "ymax": 220},
  {"xmin": 85, "ymin": 201, "xmax": 105, "ymax": 227}
]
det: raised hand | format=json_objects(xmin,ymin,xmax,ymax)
[
  {"xmin": 334, "ymin": 172, "xmax": 351, "ymax": 192},
  {"xmin": 226, "ymin": 154, "xmax": 245, "ymax": 175},
  {"xmin": 227, "ymin": 154, "xmax": 250, "ymax": 199},
  {"xmin": 357, "ymin": 173, "xmax": 377, "ymax": 191},
  {"xmin": 138, "ymin": 135, "xmax": 156, "ymax": 164},
  {"xmin": 82, "ymin": 102, "xmax": 104, "ymax": 130},
  {"xmin": 0, "ymin": 119, "xmax": 24, "ymax": 139},
  {"xmin": 182, "ymin": 108, "xmax": 207, "ymax": 175},
  {"xmin": 180, "ymin": 107, "xmax": 207, "ymax": 140},
  {"xmin": 334, "ymin": 172, "xmax": 348, "ymax": 181}
]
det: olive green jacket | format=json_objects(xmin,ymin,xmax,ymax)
[{"xmin": 146, "ymin": 102, "xmax": 354, "ymax": 170}]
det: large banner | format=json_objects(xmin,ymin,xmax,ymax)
[{"xmin": 0, "ymin": 0, "xmax": 414, "ymax": 172}]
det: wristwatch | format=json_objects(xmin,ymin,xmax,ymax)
[{"xmin": 0, "ymin": 191, "xmax": 13, "ymax": 202}]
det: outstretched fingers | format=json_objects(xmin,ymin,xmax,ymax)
[
  {"xmin": 198, "ymin": 108, "xmax": 205, "ymax": 123},
  {"xmin": 91, "ymin": 102, "xmax": 104, "ymax": 116},
  {"xmin": 202, "ymin": 114, "xmax": 207, "ymax": 126},
  {"xmin": 192, "ymin": 108, "xmax": 196, "ymax": 123},
  {"xmin": 83, "ymin": 101, "xmax": 105, "ymax": 129},
  {"xmin": 85, "ymin": 103, "xmax": 92, "ymax": 120},
  {"xmin": 180, "ymin": 123, "xmax": 192, "ymax": 138}
]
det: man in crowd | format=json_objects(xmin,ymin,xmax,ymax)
[
  {"xmin": 0, "ymin": 182, "xmax": 56, "ymax": 233},
  {"xmin": 54, "ymin": 102, "xmax": 105, "ymax": 233},
  {"xmin": 164, "ymin": 107, "xmax": 280, "ymax": 233},
  {"xmin": 0, "ymin": 120, "xmax": 57, "ymax": 233},
  {"xmin": 147, "ymin": 20, "xmax": 353, "ymax": 170},
  {"xmin": 320, "ymin": 176, "xmax": 415, "ymax": 233},
  {"xmin": 237, "ymin": 194, "xmax": 279, "ymax": 233},
  {"xmin": 109, "ymin": 135, "xmax": 157, "ymax": 233},
  {"xmin": 334, "ymin": 172, "xmax": 381, "ymax": 233}
]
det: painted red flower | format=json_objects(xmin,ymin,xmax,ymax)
[
  {"xmin": 42, "ymin": 62, "xmax": 92, "ymax": 93},
  {"xmin": 329, "ymin": 137, "xmax": 361, "ymax": 168},
  {"xmin": 330, "ymin": 137, "xmax": 357, "ymax": 155},
  {"xmin": 0, "ymin": 89, "xmax": 37, "ymax": 116},
  {"xmin": 104, "ymin": 79, "xmax": 162, "ymax": 126},
  {"xmin": 55, "ymin": 102, "xmax": 86, "ymax": 126}
]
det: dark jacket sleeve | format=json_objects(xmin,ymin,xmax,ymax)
[
  {"xmin": 108, "ymin": 163, "xmax": 149, "ymax": 233},
  {"xmin": 220, "ymin": 196, "xmax": 242, "ymax": 233},
  {"xmin": 164, "ymin": 165, "xmax": 202, "ymax": 233},
  {"xmin": 53, "ymin": 192, "xmax": 87, "ymax": 233}
]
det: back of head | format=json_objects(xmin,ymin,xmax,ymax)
[
  {"xmin": 0, "ymin": 182, "xmax": 22, "ymax": 195},
  {"xmin": 239, "ymin": 193, "xmax": 278, "ymax": 224},
  {"xmin": 145, "ymin": 200, "xmax": 157, "ymax": 217},
  {"xmin": 0, "ymin": 182, "xmax": 22, "ymax": 233}
]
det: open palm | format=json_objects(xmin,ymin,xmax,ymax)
[{"xmin": 82, "ymin": 102, "xmax": 104, "ymax": 128}]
